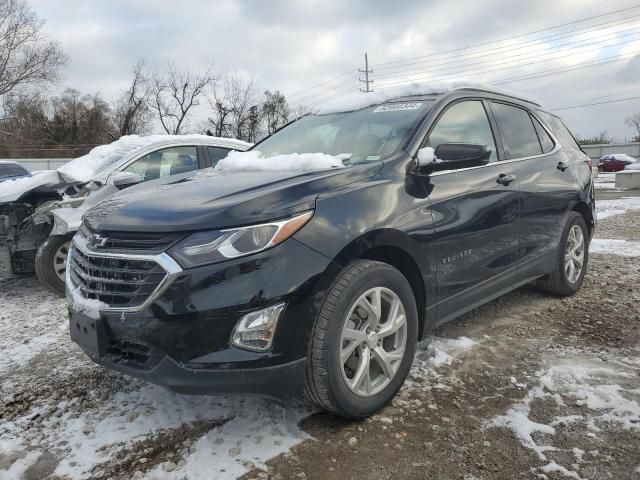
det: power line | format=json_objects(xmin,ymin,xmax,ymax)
[
  {"xmin": 550, "ymin": 96, "xmax": 640, "ymax": 110},
  {"xmin": 286, "ymin": 69, "xmax": 358, "ymax": 101},
  {"xmin": 373, "ymin": 18, "xmax": 640, "ymax": 78},
  {"xmin": 374, "ymin": 36, "xmax": 640, "ymax": 89},
  {"xmin": 365, "ymin": 0, "xmax": 624, "ymax": 57},
  {"xmin": 494, "ymin": 50, "xmax": 640, "ymax": 84},
  {"xmin": 372, "ymin": 4, "xmax": 640, "ymax": 69}
]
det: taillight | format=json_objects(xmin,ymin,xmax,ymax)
[{"xmin": 585, "ymin": 158, "xmax": 593, "ymax": 170}]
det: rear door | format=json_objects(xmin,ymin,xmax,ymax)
[
  {"xmin": 423, "ymin": 99, "xmax": 521, "ymax": 324},
  {"xmin": 488, "ymin": 102, "xmax": 578, "ymax": 280}
]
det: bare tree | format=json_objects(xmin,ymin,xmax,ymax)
[
  {"xmin": 206, "ymin": 73, "xmax": 261, "ymax": 142},
  {"xmin": 110, "ymin": 60, "xmax": 152, "ymax": 138},
  {"xmin": 625, "ymin": 114, "xmax": 640, "ymax": 142},
  {"xmin": 151, "ymin": 63, "xmax": 214, "ymax": 134},
  {"xmin": 0, "ymin": 0, "xmax": 66, "ymax": 99},
  {"xmin": 262, "ymin": 90, "xmax": 289, "ymax": 135},
  {"xmin": 49, "ymin": 88, "xmax": 111, "ymax": 145},
  {"xmin": 206, "ymin": 83, "xmax": 232, "ymax": 137}
]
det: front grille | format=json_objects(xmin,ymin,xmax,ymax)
[
  {"xmin": 68, "ymin": 246, "xmax": 167, "ymax": 308},
  {"xmin": 78, "ymin": 224, "xmax": 183, "ymax": 254}
]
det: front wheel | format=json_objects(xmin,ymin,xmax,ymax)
[
  {"xmin": 304, "ymin": 260, "xmax": 418, "ymax": 419},
  {"xmin": 35, "ymin": 234, "xmax": 73, "ymax": 295},
  {"xmin": 537, "ymin": 212, "xmax": 588, "ymax": 296}
]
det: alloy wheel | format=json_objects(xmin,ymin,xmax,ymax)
[
  {"xmin": 340, "ymin": 287, "xmax": 407, "ymax": 397},
  {"xmin": 53, "ymin": 241, "xmax": 70, "ymax": 282},
  {"xmin": 564, "ymin": 225, "xmax": 584, "ymax": 284}
]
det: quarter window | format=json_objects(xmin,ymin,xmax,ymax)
[
  {"xmin": 537, "ymin": 111, "xmax": 582, "ymax": 152},
  {"xmin": 532, "ymin": 116, "xmax": 555, "ymax": 154},
  {"xmin": 426, "ymin": 100, "xmax": 498, "ymax": 162},
  {"xmin": 123, "ymin": 146, "xmax": 199, "ymax": 182},
  {"xmin": 490, "ymin": 103, "xmax": 542, "ymax": 159}
]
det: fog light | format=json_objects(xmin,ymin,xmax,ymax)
[{"xmin": 231, "ymin": 303, "xmax": 286, "ymax": 351}]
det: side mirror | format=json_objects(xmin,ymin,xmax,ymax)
[
  {"xmin": 416, "ymin": 143, "xmax": 491, "ymax": 172},
  {"xmin": 110, "ymin": 171, "xmax": 142, "ymax": 190}
]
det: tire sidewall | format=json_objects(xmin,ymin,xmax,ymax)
[
  {"xmin": 324, "ymin": 264, "xmax": 418, "ymax": 417},
  {"xmin": 559, "ymin": 213, "xmax": 589, "ymax": 293},
  {"xmin": 35, "ymin": 234, "xmax": 73, "ymax": 295}
]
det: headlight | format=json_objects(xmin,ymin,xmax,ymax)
[{"xmin": 168, "ymin": 210, "xmax": 313, "ymax": 268}]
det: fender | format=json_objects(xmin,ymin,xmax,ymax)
[{"xmin": 50, "ymin": 206, "xmax": 86, "ymax": 235}]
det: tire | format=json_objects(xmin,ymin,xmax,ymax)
[
  {"xmin": 35, "ymin": 234, "xmax": 73, "ymax": 295},
  {"xmin": 304, "ymin": 260, "xmax": 418, "ymax": 419},
  {"xmin": 537, "ymin": 212, "xmax": 588, "ymax": 296}
]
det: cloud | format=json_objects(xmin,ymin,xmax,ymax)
[{"xmin": 27, "ymin": 0, "xmax": 640, "ymax": 139}]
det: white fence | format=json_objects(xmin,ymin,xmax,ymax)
[
  {"xmin": 580, "ymin": 143, "xmax": 640, "ymax": 161},
  {"xmin": 1, "ymin": 158, "xmax": 70, "ymax": 171}
]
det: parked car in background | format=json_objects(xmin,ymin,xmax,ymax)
[
  {"xmin": 68, "ymin": 85, "xmax": 594, "ymax": 419},
  {"xmin": 0, "ymin": 135, "xmax": 250, "ymax": 293},
  {"xmin": 0, "ymin": 161, "xmax": 31, "ymax": 183},
  {"xmin": 598, "ymin": 153, "xmax": 637, "ymax": 172}
]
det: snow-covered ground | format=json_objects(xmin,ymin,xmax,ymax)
[
  {"xmin": 1, "ymin": 191, "xmax": 638, "ymax": 480},
  {"xmin": 0, "ymin": 274, "xmax": 477, "ymax": 480}
]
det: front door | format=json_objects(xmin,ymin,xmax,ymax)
[{"xmin": 421, "ymin": 99, "xmax": 521, "ymax": 324}]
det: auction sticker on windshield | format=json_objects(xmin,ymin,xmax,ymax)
[{"xmin": 373, "ymin": 102, "xmax": 423, "ymax": 113}]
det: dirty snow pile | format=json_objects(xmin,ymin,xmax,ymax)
[
  {"xmin": 486, "ymin": 353, "xmax": 640, "ymax": 479},
  {"xmin": 624, "ymin": 163, "xmax": 640, "ymax": 170},
  {"xmin": 214, "ymin": 150, "xmax": 349, "ymax": 172},
  {"xmin": 590, "ymin": 238, "xmax": 640, "ymax": 257},
  {"xmin": 595, "ymin": 196, "xmax": 640, "ymax": 220}
]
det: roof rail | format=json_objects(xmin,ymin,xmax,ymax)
[{"xmin": 451, "ymin": 87, "xmax": 541, "ymax": 107}]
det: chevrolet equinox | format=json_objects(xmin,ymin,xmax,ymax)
[{"xmin": 67, "ymin": 86, "xmax": 595, "ymax": 418}]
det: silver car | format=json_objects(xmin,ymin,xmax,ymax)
[{"xmin": 0, "ymin": 135, "xmax": 250, "ymax": 293}]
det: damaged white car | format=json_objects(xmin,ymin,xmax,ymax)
[{"xmin": 0, "ymin": 134, "xmax": 250, "ymax": 293}]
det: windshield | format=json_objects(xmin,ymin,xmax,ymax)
[{"xmin": 255, "ymin": 100, "xmax": 433, "ymax": 164}]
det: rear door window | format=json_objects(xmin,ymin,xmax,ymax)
[
  {"xmin": 426, "ymin": 100, "xmax": 498, "ymax": 162},
  {"xmin": 490, "ymin": 102, "xmax": 542, "ymax": 159},
  {"xmin": 207, "ymin": 146, "xmax": 232, "ymax": 166},
  {"xmin": 532, "ymin": 116, "xmax": 555, "ymax": 153}
]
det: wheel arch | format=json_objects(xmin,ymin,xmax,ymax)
[
  {"xmin": 328, "ymin": 229, "xmax": 430, "ymax": 340},
  {"xmin": 571, "ymin": 201, "xmax": 595, "ymax": 238}
]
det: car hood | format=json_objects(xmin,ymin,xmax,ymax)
[
  {"xmin": 83, "ymin": 164, "xmax": 382, "ymax": 232},
  {"xmin": 0, "ymin": 170, "xmax": 74, "ymax": 204}
]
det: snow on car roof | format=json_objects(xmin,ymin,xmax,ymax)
[
  {"xmin": 315, "ymin": 81, "xmax": 537, "ymax": 115},
  {"xmin": 57, "ymin": 134, "xmax": 252, "ymax": 183},
  {"xmin": 601, "ymin": 153, "xmax": 637, "ymax": 162}
]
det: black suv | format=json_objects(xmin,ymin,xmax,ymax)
[{"xmin": 67, "ymin": 87, "xmax": 595, "ymax": 418}]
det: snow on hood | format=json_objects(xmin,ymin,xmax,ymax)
[
  {"xmin": 316, "ymin": 80, "xmax": 530, "ymax": 115},
  {"xmin": 214, "ymin": 150, "xmax": 348, "ymax": 172},
  {"xmin": 0, "ymin": 170, "xmax": 64, "ymax": 204}
]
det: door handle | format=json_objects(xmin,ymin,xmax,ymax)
[
  {"xmin": 496, "ymin": 173, "xmax": 516, "ymax": 186},
  {"xmin": 557, "ymin": 162, "xmax": 568, "ymax": 172}
]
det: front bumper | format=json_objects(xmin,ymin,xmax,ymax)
[{"xmin": 68, "ymin": 237, "xmax": 340, "ymax": 398}]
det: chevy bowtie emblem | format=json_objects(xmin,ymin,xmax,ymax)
[{"xmin": 91, "ymin": 234, "xmax": 109, "ymax": 247}]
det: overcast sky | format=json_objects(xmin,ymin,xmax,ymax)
[{"xmin": 30, "ymin": 0, "xmax": 640, "ymax": 140}]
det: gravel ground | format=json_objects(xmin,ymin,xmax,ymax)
[{"xmin": 1, "ymin": 186, "xmax": 639, "ymax": 480}]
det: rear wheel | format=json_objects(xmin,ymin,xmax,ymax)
[
  {"xmin": 537, "ymin": 212, "xmax": 588, "ymax": 296},
  {"xmin": 35, "ymin": 234, "xmax": 73, "ymax": 295},
  {"xmin": 304, "ymin": 260, "xmax": 418, "ymax": 418}
]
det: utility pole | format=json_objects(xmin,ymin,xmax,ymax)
[{"xmin": 358, "ymin": 52, "xmax": 373, "ymax": 93}]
